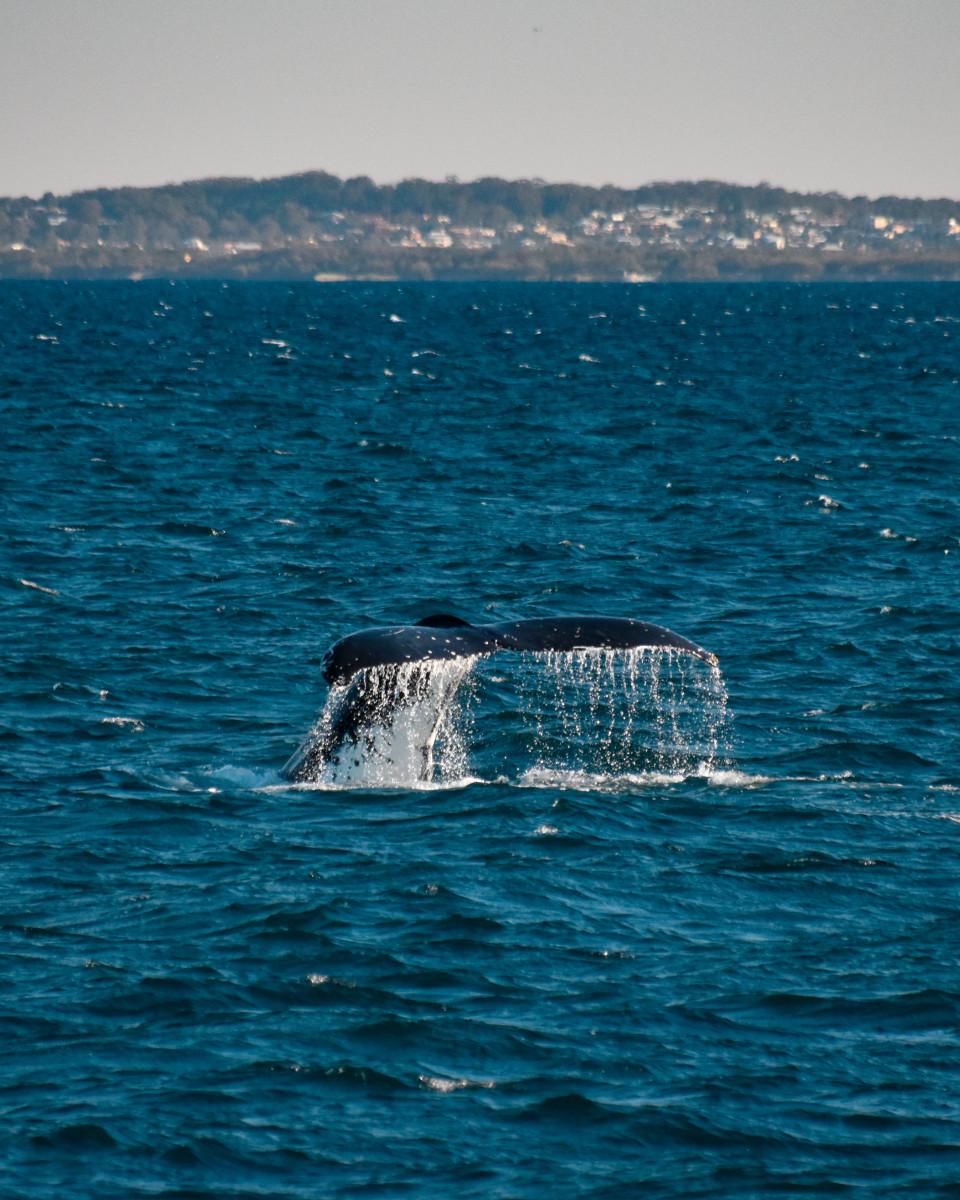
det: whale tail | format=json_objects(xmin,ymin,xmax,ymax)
[{"xmin": 285, "ymin": 614, "xmax": 717, "ymax": 783}]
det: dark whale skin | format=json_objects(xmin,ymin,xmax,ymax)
[{"xmin": 322, "ymin": 615, "xmax": 716, "ymax": 684}]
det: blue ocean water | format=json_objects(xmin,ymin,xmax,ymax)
[{"xmin": 2, "ymin": 280, "xmax": 959, "ymax": 1198}]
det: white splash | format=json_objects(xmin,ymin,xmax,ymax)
[
  {"xmin": 419, "ymin": 1075, "xmax": 495, "ymax": 1093},
  {"xmin": 297, "ymin": 657, "xmax": 475, "ymax": 788},
  {"xmin": 101, "ymin": 716, "xmax": 145, "ymax": 732},
  {"xmin": 208, "ymin": 764, "xmax": 282, "ymax": 789},
  {"xmin": 18, "ymin": 578, "xmax": 59, "ymax": 595},
  {"xmin": 289, "ymin": 646, "xmax": 731, "ymax": 789},
  {"xmin": 520, "ymin": 767, "xmax": 693, "ymax": 793}
]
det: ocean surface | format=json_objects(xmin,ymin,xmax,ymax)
[{"xmin": 2, "ymin": 280, "xmax": 959, "ymax": 1198}]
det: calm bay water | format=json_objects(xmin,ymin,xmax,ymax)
[{"xmin": 2, "ymin": 281, "xmax": 959, "ymax": 1197}]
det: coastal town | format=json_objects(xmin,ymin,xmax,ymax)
[{"xmin": 3, "ymin": 172, "xmax": 960, "ymax": 280}]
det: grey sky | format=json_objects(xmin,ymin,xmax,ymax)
[{"xmin": 3, "ymin": 0, "xmax": 959, "ymax": 200}]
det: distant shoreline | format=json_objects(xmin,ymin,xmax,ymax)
[
  {"xmin": 4, "ymin": 168, "xmax": 960, "ymax": 283},
  {"xmin": 4, "ymin": 265, "xmax": 960, "ymax": 283}
]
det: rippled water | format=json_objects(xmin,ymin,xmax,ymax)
[{"xmin": 2, "ymin": 281, "xmax": 959, "ymax": 1197}]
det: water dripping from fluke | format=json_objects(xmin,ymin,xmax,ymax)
[
  {"xmin": 515, "ymin": 647, "xmax": 730, "ymax": 786},
  {"xmin": 281, "ymin": 616, "xmax": 730, "ymax": 790},
  {"xmin": 285, "ymin": 657, "xmax": 478, "ymax": 789}
]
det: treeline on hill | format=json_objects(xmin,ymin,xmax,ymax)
[{"xmin": 3, "ymin": 171, "xmax": 960, "ymax": 248}]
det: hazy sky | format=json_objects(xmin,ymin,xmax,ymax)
[{"xmin": 3, "ymin": 0, "xmax": 959, "ymax": 200}]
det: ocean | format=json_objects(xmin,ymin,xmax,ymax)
[{"xmin": 2, "ymin": 280, "xmax": 958, "ymax": 1198}]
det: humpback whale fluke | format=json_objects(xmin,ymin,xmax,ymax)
[
  {"xmin": 321, "ymin": 614, "xmax": 717, "ymax": 685},
  {"xmin": 284, "ymin": 615, "xmax": 717, "ymax": 783}
]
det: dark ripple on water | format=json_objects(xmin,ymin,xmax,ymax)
[{"xmin": 2, "ymin": 282, "xmax": 960, "ymax": 1198}]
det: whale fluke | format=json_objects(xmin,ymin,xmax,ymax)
[
  {"xmin": 283, "ymin": 615, "xmax": 717, "ymax": 783},
  {"xmin": 320, "ymin": 614, "xmax": 716, "ymax": 686}
]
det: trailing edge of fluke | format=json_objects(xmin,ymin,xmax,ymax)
[{"xmin": 321, "ymin": 613, "xmax": 717, "ymax": 685}]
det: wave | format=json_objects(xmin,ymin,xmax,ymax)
[
  {"xmin": 208, "ymin": 761, "xmax": 907, "ymax": 797},
  {"xmin": 517, "ymin": 764, "xmax": 774, "ymax": 792},
  {"xmin": 419, "ymin": 1074, "xmax": 496, "ymax": 1093}
]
